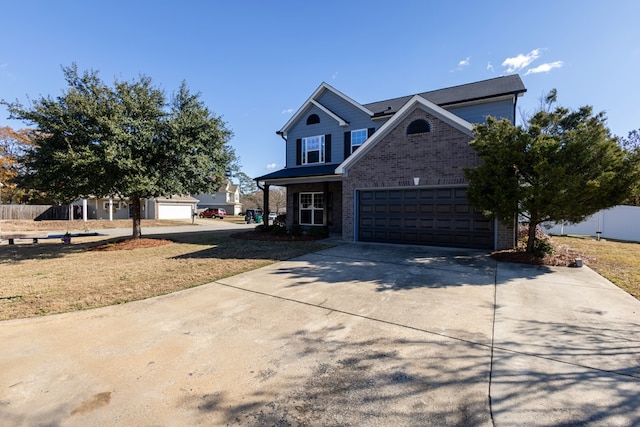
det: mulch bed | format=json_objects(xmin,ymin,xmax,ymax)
[{"xmin": 490, "ymin": 241, "xmax": 594, "ymax": 267}]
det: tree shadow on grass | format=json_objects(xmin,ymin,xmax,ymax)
[
  {"xmin": 168, "ymin": 230, "xmax": 331, "ymax": 262},
  {"xmin": 0, "ymin": 229, "xmax": 330, "ymax": 263}
]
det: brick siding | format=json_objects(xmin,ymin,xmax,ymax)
[{"xmin": 342, "ymin": 107, "xmax": 515, "ymax": 249}]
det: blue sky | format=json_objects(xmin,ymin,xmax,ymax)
[{"xmin": 2, "ymin": 1, "xmax": 639, "ymax": 179}]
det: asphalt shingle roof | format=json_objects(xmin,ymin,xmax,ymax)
[
  {"xmin": 364, "ymin": 74, "xmax": 526, "ymax": 116},
  {"xmin": 256, "ymin": 164, "xmax": 337, "ymax": 181}
]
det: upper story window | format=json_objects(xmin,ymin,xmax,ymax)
[
  {"xmin": 350, "ymin": 129, "xmax": 367, "ymax": 153},
  {"xmin": 306, "ymin": 114, "xmax": 320, "ymax": 125},
  {"xmin": 407, "ymin": 119, "xmax": 431, "ymax": 135},
  {"xmin": 302, "ymin": 135, "xmax": 325, "ymax": 164}
]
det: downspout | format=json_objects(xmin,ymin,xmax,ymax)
[{"xmin": 276, "ymin": 131, "xmax": 288, "ymax": 168}]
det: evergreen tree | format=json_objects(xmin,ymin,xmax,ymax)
[
  {"xmin": 3, "ymin": 64, "xmax": 234, "ymax": 237},
  {"xmin": 464, "ymin": 90, "xmax": 640, "ymax": 254}
]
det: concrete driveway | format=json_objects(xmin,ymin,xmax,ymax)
[{"xmin": 1, "ymin": 243, "xmax": 638, "ymax": 426}]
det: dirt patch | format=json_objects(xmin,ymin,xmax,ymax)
[{"xmin": 87, "ymin": 238, "xmax": 173, "ymax": 251}]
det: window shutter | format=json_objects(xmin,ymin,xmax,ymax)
[
  {"xmin": 344, "ymin": 131, "xmax": 351, "ymax": 159},
  {"xmin": 293, "ymin": 192, "xmax": 299, "ymax": 225},
  {"xmin": 368, "ymin": 127, "xmax": 375, "ymax": 137},
  {"xmin": 324, "ymin": 134, "xmax": 332, "ymax": 163},
  {"xmin": 296, "ymin": 139, "xmax": 302, "ymax": 165}
]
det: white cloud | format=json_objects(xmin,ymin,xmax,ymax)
[
  {"xmin": 502, "ymin": 49, "xmax": 541, "ymax": 73},
  {"xmin": 451, "ymin": 56, "xmax": 471, "ymax": 72},
  {"xmin": 281, "ymin": 108, "xmax": 294, "ymax": 115},
  {"xmin": 265, "ymin": 163, "xmax": 277, "ymax": 169},
  {"xmin": 525, "ymin": 61, "xmax": 564, "ymax": 75},
  {"xmin": 487, "ymin": 62, "xmax": 494, "ymax": 72},
  {"xmin": 332, "ymin": 71, "xmax": 339, "ymax": 80}
]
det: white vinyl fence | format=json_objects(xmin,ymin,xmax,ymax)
[{"xmin": 545, "ymin": 205, "xmax": 640, "ymax": 242}]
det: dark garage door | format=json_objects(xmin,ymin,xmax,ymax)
[{"xmin": 358, "ymin": 187, "xmax": 494, "ymax": 249}]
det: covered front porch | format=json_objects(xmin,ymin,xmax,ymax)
[{"xmin": 256, "ymin": 165, "xmax": 343, "ymax": 234}]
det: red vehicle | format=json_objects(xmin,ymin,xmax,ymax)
[{"xmin": 199, "ymin": 208, "xmax": 226, "ymax": 219}]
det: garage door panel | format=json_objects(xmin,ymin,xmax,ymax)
[
  {"xmin": 358, "ymin": 188, "xmax": 493, "ymax": 249},
  {"xmin": 453, "ymin": 219, "xmax": 471, "ymax": 230},
  {"xmin": 455, "ymin": 204, "xmax": 471, "ymax": 214},
  {"xmin": 158, "ymin": 204, "xmax": 192, "ymax": 220},
  {"xmin": 436, "ymin": 204, "xmax": 452, "ymax": 214}
]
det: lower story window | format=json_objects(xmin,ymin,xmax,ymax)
[{"xmin": 300, "ymin": 192, "xmax": 324, "ymax": 225}]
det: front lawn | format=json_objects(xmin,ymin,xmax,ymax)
[
  {"xmin": 0, "ymin": 230, "xmax": 329, "ymax": 321},
  {"xmin": 552, "ymin": 236, "xmax": 640, "ymax": 299}
]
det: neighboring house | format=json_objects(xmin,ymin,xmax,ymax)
[
  {"xmin": 256, "ymin": 75, "xmax": 526, "ymax": 250},
  {"xmin": 193, "ymin": 181, "xmax": 242, "ymax": 215},
  {"xmin": 72, "ymin": 195, "xmax": 198, "ymax": 220}
]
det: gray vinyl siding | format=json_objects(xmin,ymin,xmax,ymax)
[
  {"xmin": 286, "ymin": 90, "xmax": 378, "ymax": 167},
  {"xmin": 446, "ymin": 98, "xmax": 515, "ymax": 124},
  {"xmin": 284, "ymin": 94, "xmax": 515, "ymax": 169}
]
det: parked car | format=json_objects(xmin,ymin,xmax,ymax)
[
  {"xmin": 199, "ymin": 208, "xmax": 226, "ymax": 219},
  {"xmin": 268, "ymin": 212, "xmax": 277, "ymax": 221}
]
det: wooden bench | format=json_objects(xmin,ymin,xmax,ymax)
[{"xmin": 0, "ymin": 232, "xmax": 49, "ymax": 244}]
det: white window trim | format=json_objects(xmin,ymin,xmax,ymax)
[
  {"xmin": 351, "ymin": 128, "xmax": 367, "ymax": 153},
  {"xmin": 299, "ymin": 192, "xmax": 324, "ymax": 226},
  {"xmin": 103, "ymin": 201, "xmax": 120, "ymax": 210},
  {"xmin": 302, "ymin": 135, "xmax": 325, "ymax": 165}
]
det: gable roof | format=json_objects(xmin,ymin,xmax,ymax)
[
  {"xmin": 278, "ymin": 82, "xmax": 374, "ymax": 136},
  {"xmin": 278, "ymin": 76, "xmax": 525, "ymax": 136},
  {"xmin": 335, "ymin": 95, "xmax": 474, "ymax": 175},
  {"xmin": 363, "ymin": 75, "xmax": 526, "ymax": 117}
]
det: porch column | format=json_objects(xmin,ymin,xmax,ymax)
[
  {"xmin": 108, "ymin": 198, "xmax": 113, "ymax": 221},
  {"xmin": 263, "ymin": 184, "xmax": 270, "ymax": 226},
  {"xmin": 82, "ymin": 199, "xmax": 87, "ymax": 222},
  {"xmin": 323, "ymin": 182, "xmax": 329, "ymax": 232}
]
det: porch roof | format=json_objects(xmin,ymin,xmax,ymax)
[{"xmin": 255, "ymin": 164, "xmax": 338, "ymax": 181}]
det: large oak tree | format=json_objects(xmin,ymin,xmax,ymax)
[
  {"xmin": 464, "ymin": 90, "xmax": 640, "ymax": 254},
  {"xmin": 3, "ymin": 64, "xmax": 233, "ymax": 237}
]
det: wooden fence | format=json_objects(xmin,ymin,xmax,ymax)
[{"xmin": 0, "ymin": 204, "xmax": 70, "ymax": 221}]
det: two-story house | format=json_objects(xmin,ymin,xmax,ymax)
[
  {"xmin": 256, "ymin": 75, "xmax": 526, "ymax": 250},
  {"xmin": 193, "ymin": 181, "xmax": 242, "ymax": 215}
]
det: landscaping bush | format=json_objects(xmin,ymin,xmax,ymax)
[
  {"xmin": 290, "ymin": 225, "xmax": 303, "ymax": 237},
  {"xmin": 306, "ymin": 226, "xmax": 329, "ymax": 239},
  {"xmin": 274, "ymin": 214, "xmax": 286, "ymax": 228},
  {"xmin": 532, "ymin": 238, "xmax": 555, "ymax": 258}
]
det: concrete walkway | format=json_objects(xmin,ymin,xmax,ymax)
[{"xmin": 0, "ymin": 243, "xmax": 638, "ymax": 426}]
